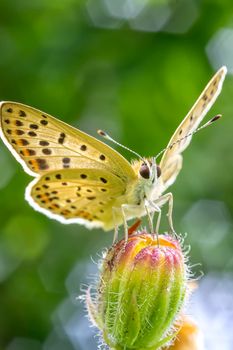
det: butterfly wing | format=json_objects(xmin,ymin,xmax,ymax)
[
  {"xmin": 26, "ymin": 167, "xmax": 125, "ymax": 230},
  {"xmin": 0, "ymin": 101, "xmax": 136, "ymax": 180},
  {"xmin": 159, "ymin": 66, "xmax": 227, "ymax": 191},
  {"xmin": 0, "ymin": 101, "xmax": 138, "ymax": 229}
]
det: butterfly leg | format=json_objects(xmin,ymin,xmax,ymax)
[
  {"xmin": 145, "ymin": 200, "xmax": 161, "ymax": 233},
  {"xmin": 145, "ymin": 204, "xmax": 154, "ymax": 233},
  {"xmin": 112, "ymin": 207, "xmax": 120, "ymax": 244},
  {"xmin": 144, "ymin": 201, "xmax": 161, "ymax": 246},
  {"xmin": 150, "ymin": 192, "xmax": 176, "ymax": 235},
  {"xmin": 112, "ymin": 204, "xmax": 133, "ymax": 242},
  {"xmin": 113, "ymin": 204, "xmax": 144, "ymax": 242},
  {"xmin": 118, "ymin": 204, "xmax": 145, "ymax": 241},
  {"xmin": 121, "ymin": 204, "xmax": 129, "ymax": 241}
]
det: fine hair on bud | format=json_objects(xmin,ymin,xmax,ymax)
[{"xmin": 84, "ymin": 231, "xmax": 191, "ymax": 350}]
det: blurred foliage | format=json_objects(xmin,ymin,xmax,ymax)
[{"xmin": 0, "ymin": 0, "xmax": 233, "ymax": 349}]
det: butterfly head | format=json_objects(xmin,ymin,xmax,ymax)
[{"xmin": 138, "ymin": 158, "xmax": 161, "ymax": 184}]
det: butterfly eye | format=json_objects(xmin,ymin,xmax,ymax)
[
  {"xmin": 156, "ymin": 165, "xmax": 161, "ymax": 178},
  {"xmin": 139, "ymin": 163, "xmax": 150, "ymax": 179}
]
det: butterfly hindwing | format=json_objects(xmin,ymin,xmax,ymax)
[
  {"xmin": 0, "ymin": 102, "xmax": 136, "ymax": 180},
  {"xmin": 26, "ymin": 167, "xmax": 126, "ymax": 229},
  {"xmin": 159, "ymin": 66, "xmax": 227, "ymax": 191}
]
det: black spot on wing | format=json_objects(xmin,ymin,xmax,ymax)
[
  {"xmin": 20, "ymin": 149, "xmax": 36, "ymax": 156},
  {"xmin": 58, "ymin": 132, "xmax": 66, "ymax": 144},
  {"xmin": 19, "ymin": 110, "xmax": 26, "ymax": 117},
  {"xmin": 30, "ymin": 124, "xmax": 38, "ymax": 129},
  {"xmin": 203, "ymin": 94, "xmax": 208, "ymax": 101},
  {"xmin": 42, "ymin": 148, "xmax": 52, "ymax": 155},
  {"xmin": 63, "ymin": 157, "xmax": 70, "ymax": 169},
  {"xmin": 16, "ymin": 130, "xmax": 24, "ymax": 135},
  {"xmin": 99, "ymin": 154, "xmax": 105, "ymax": 161},
  {"xmin": 40, "ymin": 119, "xmax": 48, "ymax": 125},
  {"xmin": 80, "ymin": 144, "xmax": 87, "ymax": 151},
  {"xmin": 16, "ymin": 120, "xmax": 23, "ymax": 126},
  {"xmin": 36, "ymin": 158, "xmax": 49, "ymax": 170},
  {"xmin": 61, "ymin": 209, "xmax": 71, "ymax": 216},
  {"xmin": 40, "ymin": 141, "xmax": 49, "ymax": 146},
  {"xmin": 20, "ymin": 139, "xmax": 29, "ymax": 146},
  {"xmin": 28, "ymin": 131, "xmax": 37, "ymax": 137}
]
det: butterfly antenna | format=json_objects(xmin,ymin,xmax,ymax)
[
  {"xmin": 97, "ymin": 129, "xmax": 144, "ymax": 160},
  {"xmin": 155, "ymin": 114, "xmax": 222, "ymax": 160}
]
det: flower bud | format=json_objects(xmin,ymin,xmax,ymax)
[{"xmin": 86, "ymin": 233, "xmax": 188, "ymax": 350}]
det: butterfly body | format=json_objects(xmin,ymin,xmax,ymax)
[
  {"xmin": 101, "ymin": 158, "xmax": 163, "ymax": 229},
  {"xmin": 0, "ymin": 66, "xmax": 227, "ymax": 235},
  {"xmin": 127, "ymin": 159, "xmax": 162, "ymax": 207}
]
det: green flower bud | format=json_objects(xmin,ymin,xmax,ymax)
[{"xmin": 85, "ymin": 233, "xmax": 188, "ymax": 350}]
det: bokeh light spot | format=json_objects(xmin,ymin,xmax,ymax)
[
  {"xmin": 86, "ymin": 0, "xmax": 199, "ymax": 33},
  {"xmin": 65, "ymin": 260, "xmax": 98, "ymax": 303},
  {"xmin": 191, "ymin": 274, "xmax": 233, "ymax": 350},
  {"xmin": 104, "ymin": 0, "xmax": 147, "ymax": 20},
  {"xmin": 86, "ymin": 0, "xmax": 123, "ymax": 29},
  {"xmin": 182, "ymin": 200, "xmax": 231, "ymax": 246},
  {"xmin": 206, "ymin": 28, "xmax": 233, "ymax": 73},
  {"xmin": 51, "ymin": 298, "xmax": 96, "ymax": 350}
]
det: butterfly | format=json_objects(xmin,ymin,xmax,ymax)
[{"xmin": 0, "ymin": 66, "xmax": 227, "ymax": 239}]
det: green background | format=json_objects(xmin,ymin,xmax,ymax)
[{"xmin": 0, "ymin": 1, "xmax": 233, "ymax": 349}]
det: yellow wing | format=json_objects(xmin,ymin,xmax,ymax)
[
  {"xmin": 26, "ymin": 167, "xmax": 125, "ymax": 230},
  {"xmin": 0, "ymin": 101, "xmax": 136, "ymax": 180},
  {"xmin": 159, "ymin": 66, "xmax": 227, "ymax": 191}
]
